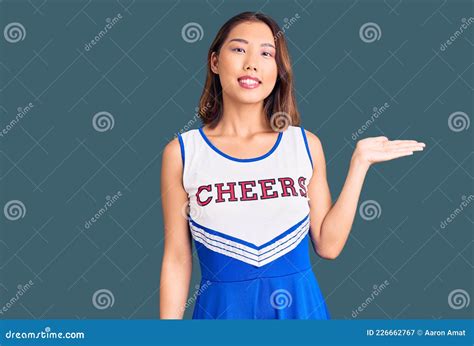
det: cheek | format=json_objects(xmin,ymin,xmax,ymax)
[
  {"xmin": 263, "ymin": 63, "xmax": 278, "ymax": 91},
  {"xmin": 218, "ymin": 57, "xmax": 240, "ymax": 86},
  {"xmin": 263, "ymin": 61, "xmax": 278, "ymax": 82},
  {"xmin": 220, "ymin": 73, "xmax": 237, "ymax": 91}
]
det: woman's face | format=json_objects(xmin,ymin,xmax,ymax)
[{"xmin": 211, "ymin": 21, "xmax": 278, "ymax": 105}]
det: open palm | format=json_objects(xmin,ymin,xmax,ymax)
[{"xmin": 354, "ymin": 136, "xmax": 426, "ymax": 166}]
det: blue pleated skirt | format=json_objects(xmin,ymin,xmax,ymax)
[
  {"xmin": 189, "ymin": 222, "xmax": 332, "ymax": 320},
  {"xmin": 192, "ymin": 267, "xmax": 330, "ymax": 319}
]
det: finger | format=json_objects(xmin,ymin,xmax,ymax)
[
  {"xmin": 388, "ymin": 147, "xmax": 423, "ymax": 154},
  {"xmin": 385, "ymin": 140, "xmax": 424, "ymax": 146},
  {"xmin": 384, "ymin": 140, "xmax": 425, "ymax": 146},
  {"xmin": 373, "ymin": 136, "xmax": 389, "ymax": 142},
  {"xmin": 377, "ymin": 151, "xmax": 414, "ymax": 162},
  {"xmin": 379, "ymin": 144, "xmax": 425, "ymax": 151},
  {"xmin": 387, "ymin": 143, "xmax": 426, "ymax": 151}
]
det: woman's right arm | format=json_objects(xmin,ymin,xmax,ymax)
[{"xmin": 159, "ymin": 137, "xmax": 193, "ymax": 319}]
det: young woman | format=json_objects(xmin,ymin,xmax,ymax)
[{"xmin": 159, "ymin": 12, "xmax": 425, "ymax": 319}]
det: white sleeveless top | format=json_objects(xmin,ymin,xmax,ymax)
[{"xmin": 177, "ymin": 125, "xmax": 314, "ymax": 267}]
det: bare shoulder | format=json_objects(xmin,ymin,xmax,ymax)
[
  {"xmin": 163, "ymin": 136, "xmax": 181, "ymax": 158},
  {"xmin": 301, "ymin": 127, "xmax": 328, "ymax": 179},
  {"xmin": 302, "ymin": 128, "xmax": 324, "ymax": 159},
  {"xmin": 162, "ymin": 136, "xmax": 183, "ymax": 176}
]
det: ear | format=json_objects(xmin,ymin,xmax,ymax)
[{"xmin": 210, "ymin": 51, "xmax": 219, "ymax": 74}]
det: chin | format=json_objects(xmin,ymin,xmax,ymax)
[
  {"xmin": 238, "ymin": 95, "xmax": 265, "ymax": 104},
  {"xmin": 234, "ymin": 91, "xmax": 269, "ymax": 104}
]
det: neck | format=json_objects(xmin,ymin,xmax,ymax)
[{"xmin": 216, "ymin": 94, "xmax": 270, "ymax": 137}]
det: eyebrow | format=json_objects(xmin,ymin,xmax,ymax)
[{"xmin": 228, "ymin": 38, "xmax": 275, "ymax": 49}]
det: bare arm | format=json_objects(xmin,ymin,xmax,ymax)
[
  {"xmin": 305, "ymin": 130, "xmax": 425, "ymax": 259},
  {"xmin": 159, "ymin": 137, "xmax": 193, "ymax": 319}
]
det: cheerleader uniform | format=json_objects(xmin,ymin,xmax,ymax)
[{"xmin": 177, "ymin": 124, "xmax": 331, "ymax": 319}]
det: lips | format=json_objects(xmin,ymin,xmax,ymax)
[{"xmin": 237, "ymin": 75, "xmax": 261, "ymax": 89}]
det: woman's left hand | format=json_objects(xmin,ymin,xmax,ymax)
[{"xmin": 352, "ymin": 136, "xmax": 426, "ymax": 168}]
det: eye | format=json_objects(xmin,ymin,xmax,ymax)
[
  {"xmin": 232, "ymin": 47, "xmax": 245, "ymax": 53},
  {"xmin": 262, "ymin": 51, "xmax": 273, "ymax": 57}
]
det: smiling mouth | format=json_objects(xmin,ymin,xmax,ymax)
[{"xmin": 237, "ymin": 77, "xmax": 261, "ymax": 89}]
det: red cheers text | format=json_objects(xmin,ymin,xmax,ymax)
[{"xmin": 196, "ymin": 176, "xmax": 308, "ymax": 206}]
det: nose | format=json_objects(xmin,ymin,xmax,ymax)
[
  {"xmin": 243, "ymin": 47, "xmax": 259, "ymax": 72},
  {"xmin": 244, "ymin": 62, "xmax": 257, "ymax": 72}
]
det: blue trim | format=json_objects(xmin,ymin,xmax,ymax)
[
  {"xmin": 301, "ymin": 127, "xmax": 314, "ymax": 169},
  {"xmin": 191, "ymin": 218, "xmax": 309, "ymax": 257},
  {"xmin": 198, "ymin": 126, "xmax": 283, "ymax": 163},
  {"xmin": 189, "ymin": 213, "xmax": 309, "ymax": 250},
  {"xmin": 193, "ymin": 233, "xmax": 258, "ymax": 262},
  {"xmin": 177, "ymin": 133, "xmax": 185, "ymax": 167},
  {"xmin": 193, "ymin": 229, "xmax": 309, "ymax": 265},
  {"xmin": 258, "ymin": 228, "xmax": 309, "ymax": 262}
]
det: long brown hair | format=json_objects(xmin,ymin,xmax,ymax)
[{"xmin": 198, "ymin": 11, "xmax": 300, "ymax": 131}]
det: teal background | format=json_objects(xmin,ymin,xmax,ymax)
[{"xmin": 0, "ymin": 0, "xmax": 472, "ymax": 320}]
